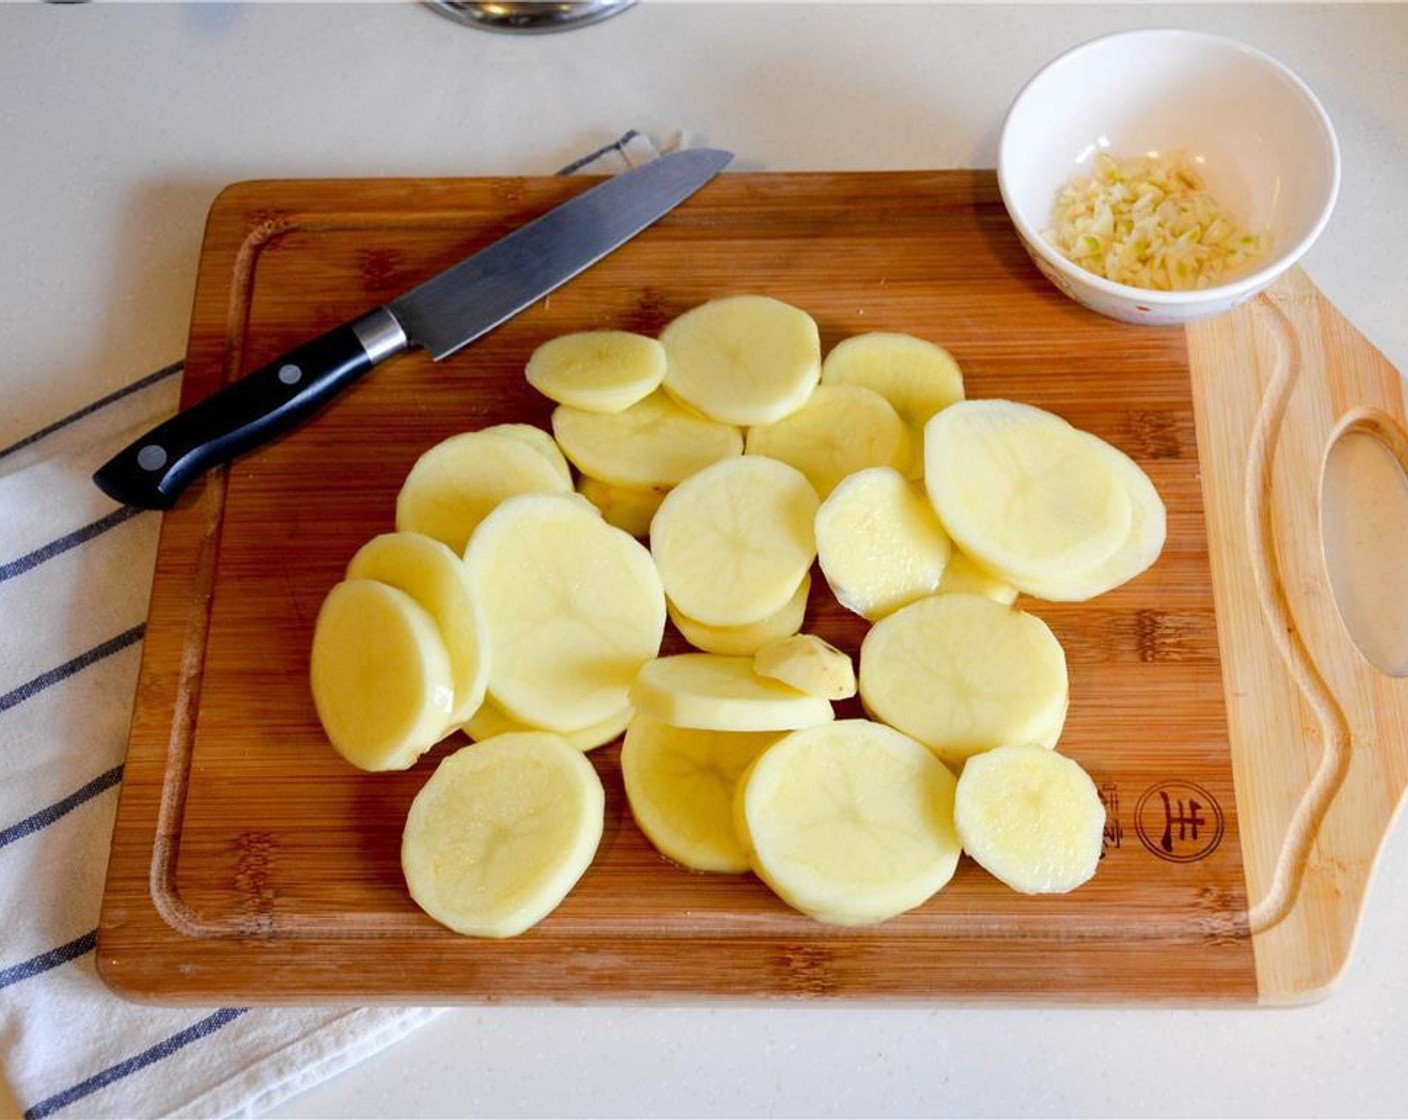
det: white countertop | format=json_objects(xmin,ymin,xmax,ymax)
[{"xmin": 4, "ymin": 3, "xmax": 1406, "ymax": 1116}]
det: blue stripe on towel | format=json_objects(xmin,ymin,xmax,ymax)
[
  {"xmin": 0, "ymin": 626, "xmax": 145, "ymax": 716},
  {"xmin": 23, "ymin": 1008, "xmax": 249, "ymax": 1120},
  {"xmin": 0, "ymin": 930, "xmax": 97, "ymax": 991},
  {"xmin": 0, "ymin": 765, "xmax": 124, "ymax": 851},
  {"xmin": 556, "ymin": 129, "xmax": 642, "ymax": 176},
  {"xmin": 0, "ymin": 361, "xmax": 182, "ymax": 463},
  {"xmin": 0, "ymin": 507, "xmax": 146, "ymax": 584}
]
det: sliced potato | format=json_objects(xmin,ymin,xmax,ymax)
[
  {"xmin": 650, "ymin": 456, "xmax": 819, "ymax": 627},
  {"xmin": 660, "ymin": 295, "xmax": 821, "ymax": 425},
  {"xmin": 621, "ymin": 719, "xmax": 783, "ymax": 873},
  {"xmin": 923, "ymin": 400, "xmax": 1132, "ymax": 587},
  {"xmin": 937, "ymin": 547, "xmax": 1019, "ymax": 606},
  {"xmin": 821, "ymin": 332, "xmax": 965, "ymax": 431},
  {"xmin": 401, "ymin": 733, "xmax": 604, "ymax": 937},
  {"xmin": 753, "ymin": 634, "xmax": 856, "ymax": 701},
  {"xmin": 630, "ymin": 653, "xmax": 835, "ymax": 732},
  {"xmin": 397, "ymin": 429, "xmax": 572, "ymax": 555},
  {"xmin": 552, "ymin": 390, "xmax": 743, "ymax": 490},
  {"xmin": 310, "ymin": 579, "xmax": 455, "ymax": 771},
  {"xmin": 486, "ymin": 422, "xmax": 574, "ymax": 488},
  {"xmin": 1001, "ymin": 438, "xmax": 1166, "ymax": 601},
  {"xmin": 744, "ymin": 384, "xmax": 911, "ymax": 498},
  {"xmin": 668, "ymin": 573, "xmax": 810, "ymax": 657},
  {"xmin": 526, "ymin": 330, "xmax": 666, "ymax": 413},
  {"xmin": 464, "ymin": 493, "xmax": 665, "ymax": 732},
  {"xmin": 346, "ymin": 531, "xmax": 490, "ymax": 726},
  {"xmin": 822, "ymin": 332, "xmax": 964, "ymax": 473},
  {"xmin": 954, "ymin": 744, "xmax": 1105, "ymax": 894},
  {"xmin": 815, "ymin": 466, "xmax": 951, "ymax": 621},
  {"xmin": 858, "ymin": 593, "xmax": 1068, "ymax": 765},
  {"xmin": 462, "ymin": 697, "xmax": 631, "ymax": 753},
  {"xmin": 735, "ymin": 719, "xmax": 961, "ymax": 925},
  {"xmin": 576, "ymin": 475, "xmax": 668, "ymax": 538}
]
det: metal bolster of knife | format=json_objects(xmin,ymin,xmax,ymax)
[{"xmin": 350, "ymin": 307, "xmax": 409, "ymax": 363}]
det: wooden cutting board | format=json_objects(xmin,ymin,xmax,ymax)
[{"xmin": 97, "ymin": 171, "xmax": 1408, "ymax": 1005}]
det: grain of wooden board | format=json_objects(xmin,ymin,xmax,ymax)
[{"xmin": 97, "ymin": 171, "xmax": 1408, "ymax": 1005}]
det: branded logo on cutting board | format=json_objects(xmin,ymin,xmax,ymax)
[{"xmin": 1134, "ymin": 780, "xmax": 1225, "ymax": 863}]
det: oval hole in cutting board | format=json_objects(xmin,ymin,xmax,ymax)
[{"xmin": 1321, "ymin": 420, "xmax": 1408, "ymax": 677}]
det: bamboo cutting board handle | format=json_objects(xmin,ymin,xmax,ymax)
[{"xmin": 1187, "ymin": 267, "xmax": 1408, "ymax": 1004}]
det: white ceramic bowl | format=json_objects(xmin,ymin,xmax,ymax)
[{"xmin": 998, "ymin": 29, "xmax": 1340, "ymax": 325}]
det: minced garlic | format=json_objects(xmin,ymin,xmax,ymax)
[{"xmin": 1045, "ymin": 151, "xmax": 1268, "ymax": 291}]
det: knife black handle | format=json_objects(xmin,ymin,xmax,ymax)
[{"xmin": 93, "ymin": 310, "xmax": 407, "ymax": 510}]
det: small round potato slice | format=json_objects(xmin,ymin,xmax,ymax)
[
  {"xmin": 650, "ymin": 456, "xmax": 819, "ymax": 628},
  {"xmin": 526, "ymin": 330, "xmax": 666, "ymax": 413},
  {"xmin": 402, "ymin": 733, "xmax": 604, "ymax": 938},
  {"xmin": 954, "ymin": 744, "xmax": 1105, "ymax": 894},
  {"xmin": 815, "ymin": 466, "xmax": 951, "ymax": 621},
  {"xmin": 660, "ymin": 295, "xmax": 821, "ymax": 426},
  {"xmin": 552, "ymin": 390, "xmax": 742, "ymax": 491},
  {"xmin": 396, "ymin": 428, "xmax": 572, "ymax": 556},
  {"xmin": 310, "ymin": 579, "xmax": 455, "ymax": 771},
  {"xmin": 735, "ymin": 719, "xmax": 961, "ymax": 925},
  {"xmin": 346, "ymin": 531, "xmax": 490, "ymax": 726}
]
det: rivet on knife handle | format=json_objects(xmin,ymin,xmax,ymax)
[{"xmin": 92, "ymin": 309, "xmax": 407, "ymax": 510}]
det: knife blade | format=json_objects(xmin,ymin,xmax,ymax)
[{"xmin": 92, "ymin": 147, "xmax": 733, "ymax": 510}]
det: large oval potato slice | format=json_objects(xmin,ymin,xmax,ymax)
[{"xmin": 465, "ymin": 493, "xmax": 665, "ymax": 732}]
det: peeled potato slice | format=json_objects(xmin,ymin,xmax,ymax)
[
  {"xmin": 577, "ymin": 475, "xmax": 668, "ymax": 538},
  {"xmin": 744, "ymin": 384, "xmax": 911, "ymax": 498},
  {"xmin": 397, "ymin": 429, "xmax": 572, "ymax": 555},
  {"xmin": 753, "ymin": 634, "xmax": 856, "ymax": 701},
  {"xmin": 859, "ymin": 593, "xmax": 1068, "ymax": 764},
  {"xmin": 668, "ymin": 574, "xmax": 810, "ymax": 656},
  {"xmin": 346, "ymin": 532, "xmax": 490, "ymax": 726},
  {"xmin": 630, "ymin": 653, "xmax": 835, "ymax": 732},
  {"xmin": 526, "ymin": 330, "xmax": 666, "ymax": 413},
  {"xmin": 660, "ymin": 295, "xmax": 821, "ymax": 426},
  {"xmin": 735, "ymin": 720, "xmax": 961, "ymax": 925},
  {"xmin": 954, "ymin": 744, "xmax": 1105, "ymax": 894},
  {"xmin": 621, "ymin": 719, "xmax": 783, "ymax": 873},
  {"xmin": 464, "ymin": 493, "xmax": 665, "ymax": 732},
  {"xmin": 937, "ymin": 547, "xmax": 1019, "ymax": 606},
  {"xmin": 462, "ymin": 698, "xmax": 631, "ymax": 753},
  {"xmin": 815, "ymin": 466, "xmax": 951, "ymax": 620},
  {"xmin": 821, "ymin": 332, "xmax": 965, "ymax": 432},
  {"xmin": 401, "ymin": 733, "xmax": 604, "ymax": 937},
  {"xmin": 310, "ymin": 579, "xmax": 455, "ymax": 771},
  {"xmin": 651, "ymin": 456, "xmax": 819, "ymax": 627},
  {"xmin": 1002, "ymin": 438, "xmax": 1166, "ymax": 602},
  {"xmin": 924, "ymin": 400, "xmax": 1132, "ymax": 586},
  {"xmin": 822, "ymin": 332, "xmax": 964, "ymax": 473},
  {"xmin": 552, "ymin": 390, "xmax": 743, "ymax": 490},
  {"xmin": 487, "ymin": 422, "xmax": 574, "ymax": 488}
]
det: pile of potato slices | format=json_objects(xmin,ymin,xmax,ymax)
[{"xmin": 309, "ymin": 293, "xmax": 1165, "ymax": 937}]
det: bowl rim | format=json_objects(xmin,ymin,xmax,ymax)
[{"xmin": 996, "ymin": 27, "xmax": 1342, "ymax": 307}]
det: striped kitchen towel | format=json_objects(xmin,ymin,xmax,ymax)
[{"xmin": 0, "ymin": 131, "xmax": 666, "ymax": 1120}]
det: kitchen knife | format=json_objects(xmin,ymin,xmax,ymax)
[{"xmin": 92, "ymin": 147, "xmax": 733, "ymax": 510}]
